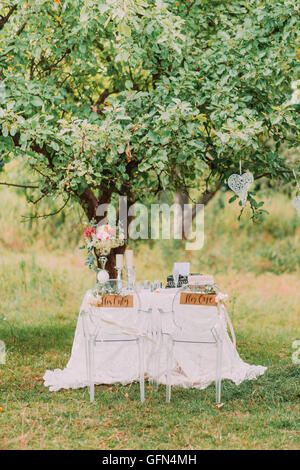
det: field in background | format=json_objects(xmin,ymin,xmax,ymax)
[
  {"xmin": 0, "ymin": 184, "xmax": 299, "ymax": 449},
  {"xmin": 0, "ymin": 176, "xmax": 299, "ymax": 277}
]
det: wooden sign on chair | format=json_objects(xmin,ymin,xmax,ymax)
[
  {"xmin": 90, "ymin": 295, "xmax": 134, "ymax": 308},
  {"xmin": 180, "ymin": 292, "xmax": 217, "ymax": 307}
]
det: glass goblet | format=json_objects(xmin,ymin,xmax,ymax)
[{"xmin": 173, "ymin": 270, "xmax": 180, "ymax": 288}]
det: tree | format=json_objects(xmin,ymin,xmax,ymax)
[{"xmin": 0, "ymin": 0, "xmax": 299, "ymax": 276}]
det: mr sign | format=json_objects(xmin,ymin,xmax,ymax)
[{"xmin": 180, "ymin": 293, "xmax": 217, "ymax": 307}]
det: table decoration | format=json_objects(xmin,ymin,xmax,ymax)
[
  {"xmin": 228, "ymin": 159, "xmax": 254, "ymax": 207},
  {"xmin": 188, "ymin": 274, "xmax": 214, "ymax": 285},
  {"xmin": 125, "ymin": 250, "xmax": 136, "ymax": 288},
  {"xmin": 115, "ymin": 254, "xmax": 123, "ymax": 287},
  {"xmin": 172, "ymin": 265, "xmax": 180, "ymax": 288},
  {"xmin": 188, "ymin": 284, "xmax": 217, "ymax": 294},
  {"xmin": 126, "ymin": 266, "xmax": 136, "ymax": 289},
  {"xmin": 152, "ymin": 280, "xmax": 163, "ymax": 291},
  {"xmin": 125, "ymin": 249, "xmax": 134, "ymax": 266},
  {"xmin": 228, "ymin": 172, "xmax": 254, "ymax": 207},
  {"xmin": 173, "ymin": 262, "xmax": 190, "ymax": 276},
  {"xmin": 91, "ymin": 279, "xmax": 125, "ymax": 297},
  {"xmin": 167, "ymin": 274, "xmax": 200, "ymax": 288},
  {"xmin": 44, "ymin": 283, "xmax": 267, "ymax": 393},
  {"xmin": 82, "ymin": 222, "xmax": 125, "ymax": 281}
]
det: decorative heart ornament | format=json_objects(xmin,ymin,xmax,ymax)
[
  {"xmin": 228, "ymin": 172, "xmax": 254, "ymax": 207},
  {"xmin": 292, "ymin": 195, "xmax": 300, "ymax": 218}
]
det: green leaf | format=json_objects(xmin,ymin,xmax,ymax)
[
  {"xmin": 2, "ymin": 125, "xmax": 8, "ymax": 137},
  {"xmin": 32, "ymin": 97, "xmax": 43, "ymax": 107},
  {"xmin": 228, "ymin": 195, "xmax": 238, "ymax": 203},
  {"xmin": 50, "ymin": 141, "xmax": 60, "ymax": 151}
]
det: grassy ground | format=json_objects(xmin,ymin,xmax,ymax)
[{"xmin": 0, "ymin": 185, "xmax": 299, "ymax": 449}]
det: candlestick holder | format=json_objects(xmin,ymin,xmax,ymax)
[
  {"xmin": 96, "ymin": 255, "xmax": 109, "ymax": 284},
  {"xmin": 126, "ymin": 266, "xmax": 136, "ymax": 290},
  {"xmin": 115, "ymin": 266, "xmax": 123, "ymax": 291}
]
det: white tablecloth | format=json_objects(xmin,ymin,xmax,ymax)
[{"xmin": 43, "ymin": 288, "xmax": 267, "ymax": 391}]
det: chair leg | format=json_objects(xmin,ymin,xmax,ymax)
[
  {"xmin": 138, "ymin": 338, "xmax": 145, "ymax": 403},
  {"xmin": 166, "ymin": 338, "xmax": 173, "ymax": 403},
  {"xmin": 85, "ymin": 337, "xmax": 91, "ymax": 401},
  {"xmin": 88, "ymin": 338, "xmax": 95, "ymax": 403},
  {"xmin": 153, "ymin": 349, "xmax": 160, "ymax": 392},
  {"xmin": 152, "ymin": 334, "xmax": 161, "ymax": 392},
  {"xmin": 215, "ymin": 340, "xmax": 222, "ymax": 404}
]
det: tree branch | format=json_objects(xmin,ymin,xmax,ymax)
[
  {"xmin": 91, "ymin": 88, "xmax": 118, "ymax": 114},
  {"xmin": 255, "ymin": 169, "xmax": 292, "ymax": 180},
  {"xmin": 0, "ymin": 181, "xmax": 39, "ymax": 189},
  {"xmin": 11, "ymin": 132, "xmax": 55, "ymax": 170},
  {"xmin": 42, "ymin": 47, "xmax": 73, "ymax": 75},
  {"xmin": 16, "ymin": 21, "xmax": 27, "ymax": 37},
  {"xmin": 21, "ymin": 195, "xmax": 70, "ymax": 220},
  {"xmin": 0, "ymin": 4, "xmax": 17, "ymax": 30}
]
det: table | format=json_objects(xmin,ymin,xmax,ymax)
[{"xmin": 43, "ymin": 288, "xmax": 267, "ymax": 392}]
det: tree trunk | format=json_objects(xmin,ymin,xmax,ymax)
[{"xmin": 175, "ymin": 182, "xmax": 222, "ymax": 240}]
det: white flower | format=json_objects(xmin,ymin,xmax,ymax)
[{"xmin": 216, "ymin": 292, "xmax": 229, "ymax": 303}]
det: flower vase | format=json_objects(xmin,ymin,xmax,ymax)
[{"xmin": 96, "ymin": 254, "xmax": 110, "ymax": 284}]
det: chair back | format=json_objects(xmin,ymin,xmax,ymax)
[
  {"xmin": 82, "ymin": 280, "xmax": 143, "ymax": 341},
  {"xmin": 167, "ymin": 284, "xmax": 221, "ymax": 342}
]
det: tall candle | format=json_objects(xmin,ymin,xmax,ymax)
[
  {"xmin": 125, "ymin": 250, "xmax": 134, "ymax": 266},
  {"xmin": 116, "ymin": 254, "xmax": 123, "ymax": 268}
]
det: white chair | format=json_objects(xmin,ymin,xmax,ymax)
[
  {"xmin": 158, "ymin": 285, "xmax": 223, "ymax": 404},
  {"xmin": 81, "ymin": 280, "xmax": 152, "ymax": 403}
]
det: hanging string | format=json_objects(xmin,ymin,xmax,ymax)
[
  {"xmin": 292, "ymin": 169, "xmax": 300, "ymax": 191},
  {"xmin": 239, "ymin": 158, "xmax": 242, "ymax": 175}
]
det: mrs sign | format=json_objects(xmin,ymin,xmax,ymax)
[{"xmin": 90, "ymin": 295, "xmax": 134, "ymax": 308}]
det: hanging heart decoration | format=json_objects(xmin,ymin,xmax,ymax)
[
  {"xmin": 228, "ymin": 172, "xmax": 254, "ymax": 207},
  {"xmin": 292, "ymin": 195, "xmax": 300, "ymax": 218}
]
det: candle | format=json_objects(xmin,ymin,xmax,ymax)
[
  {"xmin": 125, "ymin": 249, "xmax": 134, "ymax": 266},
  {"xmin": 116, "ymin": 254, "xmax": 123, "ymax": 268}
]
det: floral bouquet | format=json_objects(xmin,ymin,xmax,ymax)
[{"xmin": 81, "ymin": 221, "xmax": 125, "ymax": 273}]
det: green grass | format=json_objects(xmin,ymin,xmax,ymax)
[
  {"xmin": 0, "ymin": 182, "xmax": 299, "ymax": 449},
  {"xmin": 0, "ymin": 253, "xmax": 299, "ymax": 450}
]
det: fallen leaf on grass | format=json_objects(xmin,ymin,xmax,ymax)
[
  {"xmin": 216, "ymin": 403, "xmax": 225, "ymax": 409},
  {"xmin": 33, "ymin": 376, "xmax": 43, "ymax": 382}
]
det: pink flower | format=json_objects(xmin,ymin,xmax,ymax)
[
  {"xmin": 95, "ymin": 224, "xmax": 116, "ymax": 240},
  {"xmin": 83, "ymin": 226, "xmax": 96, "ymax": 239},
  {"xmin": 95, "ymin": 231, "xmax": 110, "ymax": 241}
]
